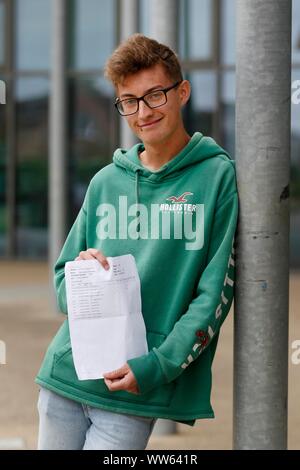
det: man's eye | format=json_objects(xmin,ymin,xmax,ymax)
[
  {"xmin": 148, "ymin": 92, "xmax": 163, "ymax": 100},
  {"xmin": 124, "ymin": 99, "xmax": 137, "ymax": 106}
]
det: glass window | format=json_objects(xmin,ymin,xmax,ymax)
[
  {"xmin": 221, "ymin": 0, "xmax": 236, "ymax": 65},
  {"xmin": 141, "ymin": 0, "xmax": 212, "ymax": 61},
  {"xmin": 71, "ymin": 0, "xmax": 116, "ymax": 70},
  {"xmin": 179, "ymin": 0, "xmax": 213, "ymax": 61},
  {"xmin": 292, "ymin": 0, "xmax": 300, "ymax": 63},
  {"xmin": 0, "ymin": 1, "xmax": 5, "ymax": 68},
  {"xmin": 68, "ymin": 75, "xmax": 117, "ymax": 225},
  {"xmin": 183, "ymin": 70, "xmax": 216, "ymax": 136},
  {"xmin": 291, "ymin": 70, "xmax": 300, "ymax": 148},
  {"xmin": 15, "ymin": 77, "xmax": 49, "ymax": 257},
  {"xmin": 15, "ymin": 0, "xmax": 51, "ymax": 70},
  {"xmin": 0, "ymin": 77, "xmax": 6, "ymax": 256},
  {"xmin": 291, "ymin": 67, "xmax": 300, "ymax": 267},
  {"xmin": 221, "ymin": 71, "xmax": 236, "ymax": 157},
  {"xmin": 139, "ymin": 0, "xmax": 151, "ymax": 37},
  {"xmin": 291, "ymin": 67, "xmax": 300, "ymax": 205}
]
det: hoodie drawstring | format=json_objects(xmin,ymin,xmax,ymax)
[{"xmin": 135, "ymin": 170, "xmax": 140, "ymax": 240}]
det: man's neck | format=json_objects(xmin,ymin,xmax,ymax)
[{"xmin": 139, "ymin": 130, "xmax": 191, "ymax": 171}]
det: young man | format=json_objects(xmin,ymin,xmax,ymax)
[{"xmin": 36, "ymin": 34, "xmax": 238, "ymax": 450}]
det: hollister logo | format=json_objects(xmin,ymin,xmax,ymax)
[
  {"xmin": 167, "ymin": 192, "xmax": 194, "ymax": 203},
  {"xmin": 160, "ymin": 191, "xmax": 196, "ymax": 213}
]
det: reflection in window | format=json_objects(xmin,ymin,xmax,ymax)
[
  {"xmin": 183, "ymin": 71, "xmax": 216, "ymax": 137},
  {"xmin": 179, "ymin": 0, "xmax": 212, "ymax": 61},
  {"xmin": 15, "ymin": 78, "xmax": 49, "ymax": 257},
  {"xmin": 68, "ymin": 76, "xmax": 117, "ymax": 226},
  {"xmin": 16, "ymin": 0, "xmax": 51, "ymax": 70},
  {"xmin": 221, "ymin": 71, "xmax": 235, "ymax": 157},
  {"xmin": 292, "ymin": 0, "xmax": 300, "ymax": 63},
  {"xmin": 221, "ymin": 0, "xmax": 236, "ymax": 65},
  {"xmin": 71, "ymin": 0, "xmax": 116, "ymax": 70},
  {"xmin": 291, "ymin": 68, "xmax": 300, "ymax": 267},
  {"xmin": 0, "ymin": 87, "xmax": 6, "ymax": 255},
  {"xmin": 0, "ymin": 1, "xmax": 5, "ymax": 67}
]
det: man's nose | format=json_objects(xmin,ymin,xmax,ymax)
[{"xmin": 138, "ymin": 100, "xmax": 153, "ymax": 118}]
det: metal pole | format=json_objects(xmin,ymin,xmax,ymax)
[
  {"xmin": 234, "ymin": 0, "xmax": 291, "ymax": 449},
  {"xmin": 49, "ymin": 0, "xmax": 67, "ymax": 307},
  {"xmin": 120, "ymin": 0, "xmax": 139, "ymax": 149},
  {"xmin": 149, "ymin": 0, "xmax": 179, "ymax": 436}
]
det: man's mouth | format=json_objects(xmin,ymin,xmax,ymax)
[{"xmin": 138, "ymin": 118, "xmax": 163, "ymax": 129}]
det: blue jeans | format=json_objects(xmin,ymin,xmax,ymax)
[{"xmin": 37, "ymin": 387, "xmax": 157, "ymax": 450}]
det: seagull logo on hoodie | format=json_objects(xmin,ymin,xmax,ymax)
[{"xmin": 166, "ymin": 192, "xmax": 194, "ymax": 203}]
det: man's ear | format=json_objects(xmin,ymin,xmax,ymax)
[{"xmin": 179, "ymin": 80, "xmax": 191, "ymax": 106}]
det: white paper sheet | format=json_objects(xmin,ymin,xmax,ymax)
[{"xmin": 65, "ymin": 254, "xmax": 148, "ymax": 380}]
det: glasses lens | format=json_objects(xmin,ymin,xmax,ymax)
[
  {"xmin": 144, "ymin": 90, "xmax": 166, "ymax": 108},
  {"xmin": 118, "ymin": 98, "xmax": 138, "ymax": 115}
]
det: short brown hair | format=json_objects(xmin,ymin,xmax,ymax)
[{"xmin": 104, "ymin": 33, "xmax": 183, "ymax": 87}]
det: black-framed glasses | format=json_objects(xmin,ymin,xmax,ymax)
[{"xmin": 114, "ymin": 81, "xmax": 182, "ymax": 116}]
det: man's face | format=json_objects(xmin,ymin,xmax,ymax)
[{"xmin": 116, "ymin": 64, "xmax": 190, "ymax": 146}]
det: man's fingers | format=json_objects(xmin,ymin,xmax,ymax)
[
  {"xmin": 104, "ymin": 377, "xmax": 127, "ymax": 391},
  {"xmin": 104, "ymin": 365, "xmax": 128, "ymax": 379},
  {"xmin": 103, "ymin": 364, "xmax": 139, "ymax": 394},
  {"xmin": 105, "ymin": 381, "xmax": 139, "ymax": 394},
  {"xmin": 87, "ymin": 248, "xmax": 110, "ymax": 270},
  {"xmin": 76, "ymin": 252, "xmax": 93, "ymax": 260},
  {"xmin": 75, "ymin": 249, "xmax": 110, "ymax": 270}
]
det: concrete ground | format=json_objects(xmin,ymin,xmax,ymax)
[{"xmin": 0, "ymin": 261, "xmax": 299, "ymax": 450}]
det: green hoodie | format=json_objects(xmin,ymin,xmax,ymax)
[{"xmin": 36, "ymin": 132, "xmax": 238, "ymax": 426}]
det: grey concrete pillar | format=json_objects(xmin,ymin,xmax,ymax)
[
  {"xmin": 120, "ymin": 0, "xmax": 139, "ymax": 149},
  {"xmin": 234, "ymin": 0, "xmax": 291, "ymax": 449},
  {"xmin": 149, "ymin": 0, "xmax": 179, "ymax": 437},
  {"xmin": 49, "ymin": 0, "xmax": 67, "ymax": 307},
  {"xmin": 150, "ymin": 0, "xmax": 178, "ymax": 50}
]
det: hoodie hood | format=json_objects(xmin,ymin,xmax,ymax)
[
  {"xmin": 112, "ymin": 132, "xmax": 233, "ymax": 239},
  {"xmin": 112, "ymin": 132, "xmax": 232, "ymax": 183}
]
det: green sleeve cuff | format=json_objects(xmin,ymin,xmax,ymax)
[
  {"xmin": 57, "ymin": 278, "xmax": 68, "ymax": 315},
  {"xmin": 127, "ymin": 350, "xmax": 167, "ymax": 395}
]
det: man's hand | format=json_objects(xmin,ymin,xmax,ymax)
[
  {"xmin": 103, "ymin": 363, "xmax": 140, "ymax": 395},
  {"xmin": 75, "ymin": 248, "xmax": 110, "ymax": 270}
]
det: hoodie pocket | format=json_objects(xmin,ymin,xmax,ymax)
[{"xmin": 51, "ymin": 331, "xmax": 175, "ymax": 407}]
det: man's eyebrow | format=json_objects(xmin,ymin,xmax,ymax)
[{"xmin": 119, "ymin": 85, "xmax": 164, "ymax": 99}]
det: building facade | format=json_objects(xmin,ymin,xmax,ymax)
[{"xmin": 0, "ymin": 0, "xmax": 299, "ymax": 265}]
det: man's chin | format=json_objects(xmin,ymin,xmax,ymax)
[{"xmin": 136, "ymin": 131, "xmax": 165, "ymax": 146}]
